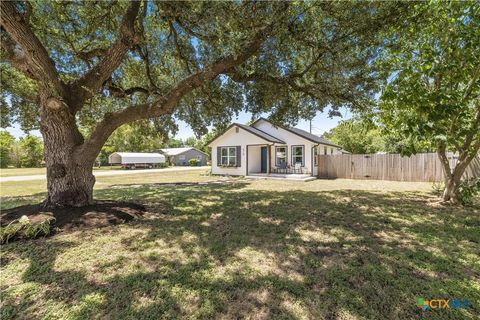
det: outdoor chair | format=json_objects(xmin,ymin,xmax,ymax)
[
  {"xmin": 274, "ymin": 161, "xmax": 288, "ymax": 174},
  {"xmin": 293, "ymin": 162, "xmax": 302, "ymax": 174}
]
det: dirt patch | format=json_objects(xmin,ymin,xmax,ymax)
[{"xmin": 1, "ymin": 201, "xmax": 146, "ymax": 231}]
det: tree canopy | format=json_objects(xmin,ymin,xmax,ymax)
[
  {"xmin": 0, "ymin": 0, "xmax": 412, "ymax": 207},
  {"xmin": 372, "ymin": 1, "xmax": 480, "ymax": 201},
  {"xmin": 1, "ymin": 1, "xmax": 410, "ymax": 135}
]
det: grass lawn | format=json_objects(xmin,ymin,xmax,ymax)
[
  {"xmin": 1, "ymin": 170, "xmax": 479, "ymax": 319},
  {"xmin": 0, "ymin": 166, "xmax": 123, "ymax": 178}
]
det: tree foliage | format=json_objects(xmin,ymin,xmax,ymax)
[
  {"xmin": 0, "ymin": 130, "xmax": 15, "ymax": 168},
  {"xmin": 19, "ymin": 134, "xmax": 43, "ymax": 167},
  {"xmin": 0, "ymin": 131, "xmax": 44, "ymax": 168},
  {"xmin": 374, "ymin": 1, "xmax": 480, "ymax": 202},
  {"xmin": 323, "ymin": 120, "xmax": 386, "ymax": 154},
  {"xmin": 1, "ymin": 1, "xmax": 411, "ymax": 134},
  {"xmin": 0, "ymin": 0, "xmax": 412, "ymax": 206}
]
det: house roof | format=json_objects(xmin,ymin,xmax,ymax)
[
  {"xmin": 207, "ymin": 117, "xmax": 341, "ymax": 148},
  {"xmin": 206, "ymin": 123, "xmax": 285, "ymax": 146},
  {"xmin": 251, "ymin": 118, "xmax": 341, "ymax": 148},
  {"xmin": 160, "ymin": 147, "xmax": 207, "ymax": 156}
]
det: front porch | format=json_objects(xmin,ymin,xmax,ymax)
[
  {"xmin": 247, "ymin": 144, "xmax": 311, "ymax": 177},
  {"xmin": 246, "ymin": 173, "xmax": 316, "ymax": 181}
]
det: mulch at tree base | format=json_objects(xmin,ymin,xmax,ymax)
[{"xmin": 0, "ymin": 201, "xmax": 146, "ymax": 231}]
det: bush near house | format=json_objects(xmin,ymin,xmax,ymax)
[{"xmin": 188, "ymin": 158, "xmax": 200, "ymax": 166}]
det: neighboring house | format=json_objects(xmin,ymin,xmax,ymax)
[
  {"xmin": 160, "ymin": 147, "xmax": 208, "ymax": 166},
  {"xmin": 208, "ymin": 118, "xmax": 342, "ymax": 177}
]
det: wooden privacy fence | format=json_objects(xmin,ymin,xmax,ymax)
[{"xmin": 317, "ymin": 153, "xmax": 480, "ymax": 182}]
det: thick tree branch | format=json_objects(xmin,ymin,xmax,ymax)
[
  {"xmin": 78, "ymin": 23, "xmax": 278, "ymax": 161},
  {"xmin": 70, "ymin": 1, "xmax": 141, "ymax": 109},
  {"xmin": 437, "ymin": 141, "xmax": 452, "ymax": 178},
  {"xmin": 1, "ymin": 2, "xmax": 64, "ymax": 95},
  {"xmin": 1, "ymin": 29, "xmax": 34, "ymax": 79}
]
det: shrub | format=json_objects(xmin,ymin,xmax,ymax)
[
  {"xmin": 457, "ymin": 177, "xmax": 480, "ymax": 206},
  {"xmin": 0, "ymin": 215, "xmax": 55, "ymax": 244},
  {"xmin": 188, "ymin": 158, "xmax": 200, "ymax": 166},
  {"xmin": 431, "ymin": 181, "xmax": 445, "ymax": 196}
]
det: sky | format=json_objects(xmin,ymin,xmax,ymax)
[{"xmin": 5, "ymin": 108, "xmax": 351, "ymax": 140}]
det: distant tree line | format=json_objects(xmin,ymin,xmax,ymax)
[
  {"xmin": 93, "ymin": 123, "xmax": 215, "ymax": 166},
  {"xmin": 1, "ymin": 124, "xmax": 216, "ymax": 168},
  {"xmin": 322, "ymin": 119, "xmax": 434, "ymax": 154},
  {"xmin": 0, "ymin": 131, "xmax": 44, "ymax": 168}
]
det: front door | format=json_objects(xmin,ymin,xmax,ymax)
[{"xmin": 261, "ymin": 146, "xmax": 267, "ymax": 173}]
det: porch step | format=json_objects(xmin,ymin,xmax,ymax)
[{"xmin": 246, "ymin": 174, "xmax": 317, "ymax": 182}]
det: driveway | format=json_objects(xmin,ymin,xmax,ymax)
[{"xmin": 0, "ymin": 166, "xmax": 210, "ymax": 182}]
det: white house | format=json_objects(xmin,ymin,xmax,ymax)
[{"xmin": 208, "ymin": 118, "xmax": 342, "ymax": 177}]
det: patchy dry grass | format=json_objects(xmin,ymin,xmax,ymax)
[
  {"xmin": 1, "ymin": 173, "xmax": 479, "ymax": 319},
  {"xmin": 0, "ymin": 169, "xmax": 215, "ymax": 199}
]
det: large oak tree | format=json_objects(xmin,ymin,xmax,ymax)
[{"xmin": 1, "ymin": 1, "xmax": 409, "ymax": 207}]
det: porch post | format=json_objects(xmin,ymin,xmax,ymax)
[{"xmin": 267, "ymin": 144, "xmax": 271, "ymax": 174}]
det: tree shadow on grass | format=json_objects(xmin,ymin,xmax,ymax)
[{"xmin": 1, "ymin": 182, "xmax": 479, "ymax": 319}]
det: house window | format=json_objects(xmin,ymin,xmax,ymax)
[
  {"xmin": 330, "ymin": 148, "xmax": 334, "ymax": 155},
  {"xmin": 324, "ymin": 146, "xmax": 327, "ymax": 155},
  {"xmin": 179, "ymin": 155, "xmax": 186, "ymax": 160},
  {"xmin": 314, "ymin": 147, "xmax": 319, "ymax": 165},
  {"xmin": 221, "ymin": 146, "xmax": 237, "ymax": 166},
  {"xmin": 275, "ymin": 146, "xmax": 287, "ymax": 166},
  {"xmin": 292, "ymin": 145, "xmax": 304, "ymax": 166}
]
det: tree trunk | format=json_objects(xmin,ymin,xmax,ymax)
[
  {"xmin": 438, "ymin": 145, "xmax": 476, "ymax": 203},
  {"xmin": 40, "ymin": 99, "xmax": 95, "ymax": 208},
  {"xmin": 442, "ymin": 171, "xmax": 462, "ymax": 203}
]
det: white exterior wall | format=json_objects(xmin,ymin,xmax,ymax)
[
  {"xmin": 210, "ymin": 126, "xmax": 267, "ymax": 176},
  {"xmin": 254, "ymin": 120, "xmax": 316, "ymax": 174},
  {"xmin": 210, "ymin": 120, "xmax": 341, "ymax": 177}
]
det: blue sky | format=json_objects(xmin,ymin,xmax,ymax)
[{"xmin": 5, "ymin": 108, "xmax": 351, "ymax": 140}]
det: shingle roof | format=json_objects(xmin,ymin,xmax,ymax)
[
  {"xmin": 206, "ymin": 117, "xmax": 341, "ymax": 148},
  {"xmin": 286, "ymin": 127, "xmax": 341, "ymax": 148},
  {"xmin": 252, "ymin": 118, "xmax": 341, "ymax": 148}
]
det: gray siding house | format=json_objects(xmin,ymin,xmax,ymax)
[{"xmin": 160, "ymin": 147, "xmax": 208, "ymax": 166}]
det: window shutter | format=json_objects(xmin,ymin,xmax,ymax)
[
  {"xmin": 217, "ymin": 147, "xmax": 221, "ymax": 166},
  {"xmin": 236, "ymin": 146, "xmax": 241, "ymax": 167}
]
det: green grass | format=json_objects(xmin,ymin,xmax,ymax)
[
  {"xmin": 0, "ymin": 166, "xmax": 123, "ymax": 178},
  {"xmin": 1, "ymin": 172, "xmax": 479, "ymax": 319}
]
